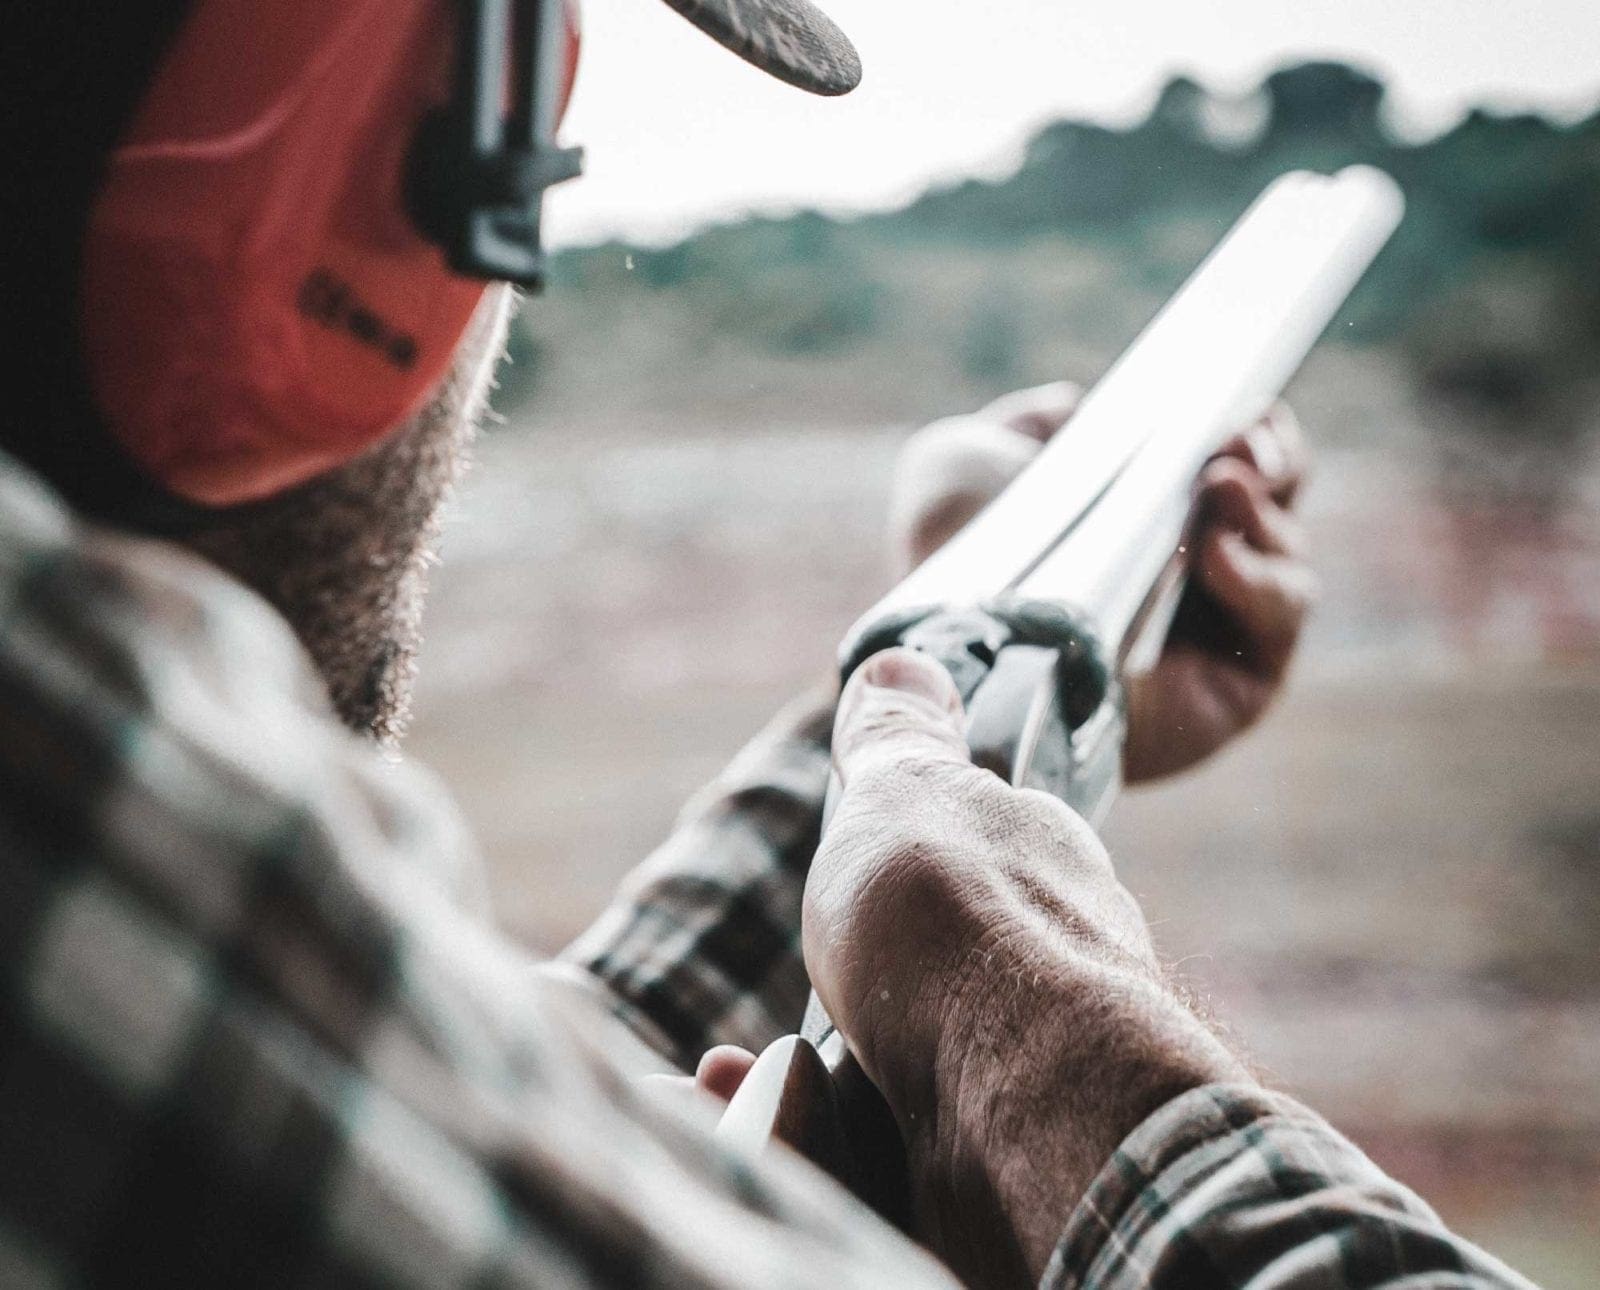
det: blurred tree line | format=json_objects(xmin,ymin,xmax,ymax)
[{"xmin": 506, "ymin": 63, "xmax": 1600, "ymax": 440}]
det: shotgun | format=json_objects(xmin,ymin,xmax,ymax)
[{"xmin": 716, "ymin": 167, "xmax": 1406, "ymax": 1221}]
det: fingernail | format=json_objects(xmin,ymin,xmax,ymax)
[
  {"xmin": 1244, "ymin": 422, "xmax": 1286, "ymax": 483},
  {"xmin": 857, "ymin": 648, "xmax": 958, "ymax": 711}
]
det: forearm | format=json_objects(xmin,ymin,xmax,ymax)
[
  {"xmin": 562, "ymin": 685, "xmax": 836, "ymax": 1069},
  {"xmin": 833, "ymin": 851, "xmax": 1524, "ymax": 1290},
  {"xmin": 852, "ymin": 854, "xmax": 1249, "ymax": 1286},
  {"xmin": 924, "ymin": 952, "xmax": 1250, "ymax": 1282},
  {"xmin": 806, "ymin": 737, "xmax": 1249, "ymax": 1287},
  {"xmin": 857, "ymin": 878, "xmax": 1522, "ymax": 1290}
]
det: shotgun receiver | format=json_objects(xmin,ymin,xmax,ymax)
[{"xmin": 717, "ymin": 168, "xmax": 1405, "ymax": 1220}]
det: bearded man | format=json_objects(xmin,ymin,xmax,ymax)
[{"xmin": 0, "ymin": 1, "xmax": 1535, "ymax": 1286}]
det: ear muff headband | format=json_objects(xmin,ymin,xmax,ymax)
[{"xmin": 81, "ymin": 0, "xmax": 582, "ymax": 507}]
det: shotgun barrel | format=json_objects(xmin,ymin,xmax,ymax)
[{"xmin": 854, "ymin": 166, "xmax": 1404, "ymax": 648}]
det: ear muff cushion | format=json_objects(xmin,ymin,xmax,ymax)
[{"xmin": 80, "ymin": 0, "xmax": 490, "ymax": 507}]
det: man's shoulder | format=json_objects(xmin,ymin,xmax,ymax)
[
  {"xmin": 0, "ymin": 447, "xmax": 485, "ymax": 932},
  {"xmin": 0, "ymin": 448, "xmax": 324, "ymax": 853},
  {"xmin": 0, "ymin": 453, "xmax": 498, "ymax": 1285},
  {"xmin": 0, "ymin": 448, "xmax": 329, "ymax": 705}
]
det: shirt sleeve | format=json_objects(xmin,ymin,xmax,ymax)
[
  {"xmin": 0, "ymin": 465, "xmax": 959, "ymax": 1290},
  {"xmin": 560, "ymin": 687, "xmax": 837, "ymax": 1071},
  {"xmin": 1043, "ymin": 1084, "xmax": 1538, "ymax": 1290}
]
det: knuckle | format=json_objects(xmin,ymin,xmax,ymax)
[
  {"xmin": 1010, "ymin": 788, "xmax": 1114, "ymax": 872},
  {"xmin": 1274, "ymin": 400, "xmax": 1306, "ymax": 445},
  {"xmin": 822, "ymin": 783, "xmax": 987, "ymax": 916},
  {"xmin": 895, "ymin": 418, "xmax": 1035, "ymax": 500},
  {"xmin": 1265, "ymin": 399, "xmax": 1300, "ymax": 439},
  {"xmin": 1200, "ymin": 464, "xmax": 1260, "ymax": 516},
  {"xmin": 847, "ymin": 750, "xmax": 962, "ymax": 799},
  {"xmin": 1197, "ymin": 459, "xmax": 1237, "ymax": 493},
  {"xmin": 903, "ymin": 413, "xmax": 978, "ymax": 452},
  {"xmin": 1271, "ymin": 511, "xmax": 1308, "ymax": 559},
  {"xmin": 983, "ymin": 381, "xmax": 1083, "ymax": 437},
  {"xmin": 1292, "ymin": 566, "xmax": 1322, "ymax": 613},
  {"xmin": 840, "ymin": 710, "xmax": 965, "ymax": 770},
  {"xmin": 1268, "ymin": 559, "xmax": 1317, "ymax": 613},
  {"xmin": 835, "ymin": 756, "xmax": 981, "ymax": 845}
]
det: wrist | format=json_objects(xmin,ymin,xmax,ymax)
[{"xmin": 897, "ymin": 933, "xmax": 1250, "ymax": 1284}]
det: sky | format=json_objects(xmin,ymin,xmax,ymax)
[{"xmin": 544, "ymin": 0, "xmax": 1600, "ymax": 247}]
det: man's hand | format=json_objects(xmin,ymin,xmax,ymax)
[
  {"xmin": 801, "ymin": 650, "xmax": 1251, "ymax": 1287},
  {"xmin": 889, "ymin": 384, "xmax": 1315, "ymax": 783}
]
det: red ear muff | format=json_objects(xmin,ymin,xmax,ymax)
[{"xmin": 81, "ymin": 0, "xmax": 583, "ymax": 508}]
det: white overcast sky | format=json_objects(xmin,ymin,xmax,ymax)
[{"xmin": 546, "ymin": 0, "xmax": 1600, "ymax": 247}]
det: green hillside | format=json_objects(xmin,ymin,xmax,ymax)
[{"xmin": 508, "ymin": 63, "xmax": 1600, "ymax": 439}]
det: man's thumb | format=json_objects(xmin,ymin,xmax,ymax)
[{"xmin": 832, "ymin": 648, "xmax": 971, "ymax": 787}]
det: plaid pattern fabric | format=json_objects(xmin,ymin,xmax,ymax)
[
  {"xmin": 0, "ymin": 451, "xmax": 953, "ymax": 1288},
  {"xmin": 1050, "ymin": 1086, "xmax": 1537, "ymax": 1288},
  {"xmin": 0, "ymin": 445, "xmax": 1532, "ymax": 1287},
  {"xmin": 562, "ymin": 689, "xmax": 834, "ymax": 1070}
]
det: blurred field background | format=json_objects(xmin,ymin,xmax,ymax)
[{"xmin": 408, "ymin": 66, "xmax": 1600, "ymax": 1285}]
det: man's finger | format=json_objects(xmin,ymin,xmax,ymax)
[
  {"xmin": 978, "ymin": 380, "xmax": 1083, "ymax": 443},
  {"xmin": 896, "ymin": 414, "xmax": 1044, "ymax": 511},
  {"xmin": 1196, "ymin": 530, "xmax": 1318, "ymax": 666},
  {"xmin": 695, "ymin": 1046, "xmax": 758, "ymax": 1103},
  {"xmin": 1196, "ymin": 458, "xmax": 1304, "ymax": 559},
  {"xmin": 832, "ymin": 648, "xmax": 970, "ymax": 788},
  {"xmin": 1215, "ymin": 401, "xmax": 1307, "ymax": 505},
  {"xmin": 890, "ymin": 414, "xmax": 1045, "ymax": 570},
  {"xmin": 1258, "ymin": 402, "xmax": 1308, "ymax": 503}
]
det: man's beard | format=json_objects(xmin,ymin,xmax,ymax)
[{"xmin": 183, "ymin": 290, "xmax": 512, "ymax": 745}]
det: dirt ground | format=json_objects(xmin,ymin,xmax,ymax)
[{"xmin": 407, "ymin": 373, "xmax": 1600, "ymax": 1284}]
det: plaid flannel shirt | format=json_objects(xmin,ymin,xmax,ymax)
[{"xmin": 0, "ymin": 446, "xmax": 1534, "ymax": 1288}]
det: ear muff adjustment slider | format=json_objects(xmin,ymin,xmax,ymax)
[{"xmin": 406, "ymin": 0, "xmax": 583, "ymax": 290}]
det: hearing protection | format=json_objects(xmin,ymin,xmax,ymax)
[{"xmin": 80, "ymin": 0, "xmax": 583, "ymax": 507}]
